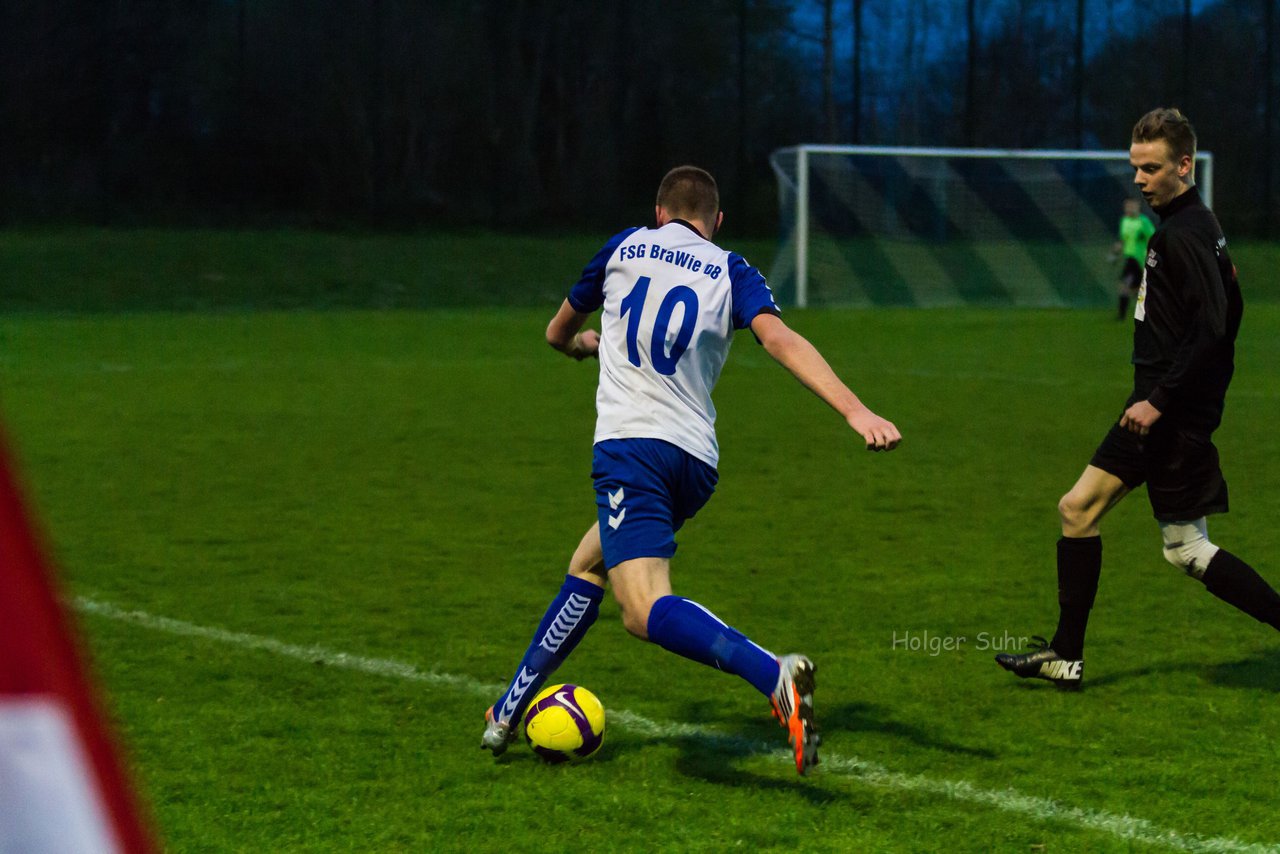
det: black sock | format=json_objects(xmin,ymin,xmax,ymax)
[
  {"xmin": 1117, "ymin": 295, "xmax": 1130, "ymax": 320},
  {"xmin": 1051, "ymin": 536, "xmax": 1102, "ymax": 660},
  {"xmin": 1202, "ymin": 550, "xmax": 1280, "ymax": 630}
]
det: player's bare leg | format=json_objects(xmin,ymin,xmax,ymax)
[
  {"xmin": 567, "ymin": 522, "xmax": 608, "ymax": 589},
  {"xmin": 1058, "ymin": 465, "xmax": 1130, "ymax": 538},
  {"xmin": 606, "ymin": 556, "xmax": 672, "ymax": 640}
]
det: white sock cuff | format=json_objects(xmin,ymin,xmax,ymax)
[{"xmin": 1160, "ymin": 518, "xmax": 1219, "ymax": 579}]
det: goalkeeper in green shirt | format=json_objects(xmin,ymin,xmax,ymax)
[{"xmin": 1114, "ymin": 197, "xmax": 1156, "ymax": 320}]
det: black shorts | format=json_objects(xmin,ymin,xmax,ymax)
[
  {"xmin": 1090, "ymin": 409, "xmax": 1229, "ymax": 522},
  {"xmin": 1120, "ymin": 257, "xmax": 1143, "ymax": 291}
]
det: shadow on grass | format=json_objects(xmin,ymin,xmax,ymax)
[
  {"xmin": 1205, "ymin": 647, "xmax": 1280, "ymax": 691},
  {"xmin": 488, "ymin": 739, "xmax": 628, "ymax": 769},
  {"xmin": 617, "ymin": 697, "xmax": 987, "ymax": 801},
  {"xmin": 1063, "ymin": 646, "xmax": 1280, "ymax": 691},
  {"xmin": 484, "ymin": 708, "xmax": 828, "ymax": 792},
  {"xmin": 821, "ymin": 701, "xmax": 996, "ymax": 759},
  {"xmin": 577, "ymin": 699, "xmax": 853, "ymax": 802},
  {"xmin": 493, "ymin": 691, "xmax": 997, "ymax": 791},
  {"xmin": 669, "ymin": 735, "xmax": 847, "ymax": 805}
]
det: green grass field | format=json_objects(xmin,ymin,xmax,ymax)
[
  {"xmin": 3, "ymin": 228, "xmax": 1278, "ymax": 311},
  {"xmin": 0, "ymin": 228, "xmax": 780, "ymax": 312},
  {"xmin": 2, "ymin": 233, "xmax": 1279, "ymax": 852}
]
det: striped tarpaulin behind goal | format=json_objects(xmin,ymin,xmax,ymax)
[{"xmin": 768, "ymin": 146, "xmax": 1213, "ymax": 309}]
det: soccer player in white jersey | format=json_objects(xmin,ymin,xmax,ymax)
[{"xmin": 481, "ymin": 166, "xmax": 900, "ymax": 774}]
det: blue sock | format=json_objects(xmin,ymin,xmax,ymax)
[
  {"xmin": 646, "ymin": 595, "xmax": 780, "ymax": 697},
  {"xmin": 493, "ymin": 575, "xmax": 603, "ymax": 725}
]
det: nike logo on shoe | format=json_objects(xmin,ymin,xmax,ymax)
[{"xmin": 1040, "ymin": 659, "xmax": 1082, "ymax": 680}]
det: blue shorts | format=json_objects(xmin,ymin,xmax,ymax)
[{"xmin": 592, "ymin": 438, "xmax": 718, "ymax": 570}]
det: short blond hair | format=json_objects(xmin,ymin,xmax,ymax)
[{"xmin": 1132, "ymin": 108, "xmax": 1197, "ymax": 165}]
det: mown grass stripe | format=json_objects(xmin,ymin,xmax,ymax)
[{"xmin": 75, "ymin": 596, "xmax": 1277, "ymax": 854}]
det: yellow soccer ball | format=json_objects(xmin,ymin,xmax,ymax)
[{"xmin": 522, "ymin": 684, "xmax": 606, "ymax": 763}]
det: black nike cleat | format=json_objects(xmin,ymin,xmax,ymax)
[{"xmin": 995, "ymin": 636, "xmax": 1083, "ymax": 691}]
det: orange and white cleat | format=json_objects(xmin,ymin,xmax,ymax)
[
  {"xmin": 770, "ymin": 654, "xmax": 819, "ymax": 774},
  {"xmin": 480, "ymin": 705, "xmax": 517, "ymax": 756}
]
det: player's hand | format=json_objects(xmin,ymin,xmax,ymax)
[
  {"xmin": 848, "ymin": 411, "xmax": 901, "ymax": 451},
  {"xmin": 571, "ymin": 330, "xmax": 600, "ymax": 360},
  {"xmin": 1119, "ymin": 400, "xmax": 1161, "ymax": 436}
]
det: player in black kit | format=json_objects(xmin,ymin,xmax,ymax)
[{"xmin": 996, "ymin": 108, "xmax": 1280, "ymax": 690}]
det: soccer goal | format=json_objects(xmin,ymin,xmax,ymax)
[{"xmin": 768, "ymin": 145, "xmax": 1214, "ymax": 308}]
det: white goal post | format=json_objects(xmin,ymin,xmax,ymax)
[{"xmin": 769, "ymin": 145, "xmax": 1214, "ymax": 308}]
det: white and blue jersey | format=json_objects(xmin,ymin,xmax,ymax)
[{"xmin": 568, "ymin": 220, "xmax": 779, "ymax": 468}]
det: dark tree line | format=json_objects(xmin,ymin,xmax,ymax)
[{"xmin": 2, "ymin": 0, "xmax": 1276, "ymax": 235}]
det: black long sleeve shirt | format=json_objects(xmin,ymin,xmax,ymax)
[{"xmin": 1132, "ymin": 186, "xmax": 1242, "ymax": 433}]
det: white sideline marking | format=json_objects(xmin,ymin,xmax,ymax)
[{"xmin": 76, "ymin": 596, "xmax": 1277, "ymax": 854}]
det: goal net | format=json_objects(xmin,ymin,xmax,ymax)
[{"xmin": 767, "ymin": 145, "xmax": 1214, "ymax": 308}]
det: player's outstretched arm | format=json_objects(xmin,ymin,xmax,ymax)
[
  {"xmin": 750, "ymin": 312, "xmax": 901, "ymax": 451},
  {"xmin": 546, "ymin": 299, "xmax": 600, "ymax": 361}
]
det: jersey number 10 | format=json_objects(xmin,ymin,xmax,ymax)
[{"xmin": 620, "ymin": 276, "xmax": 699, "ymax": 376}]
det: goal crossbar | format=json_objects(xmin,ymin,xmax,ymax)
[{"xmin": 762, "ymin": 145, "xmax": 1213, "ymax": 308}]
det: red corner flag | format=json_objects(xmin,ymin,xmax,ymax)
[{"xmin": 0, "ymin": 432, "xmax": 157, "ymax": 853}]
